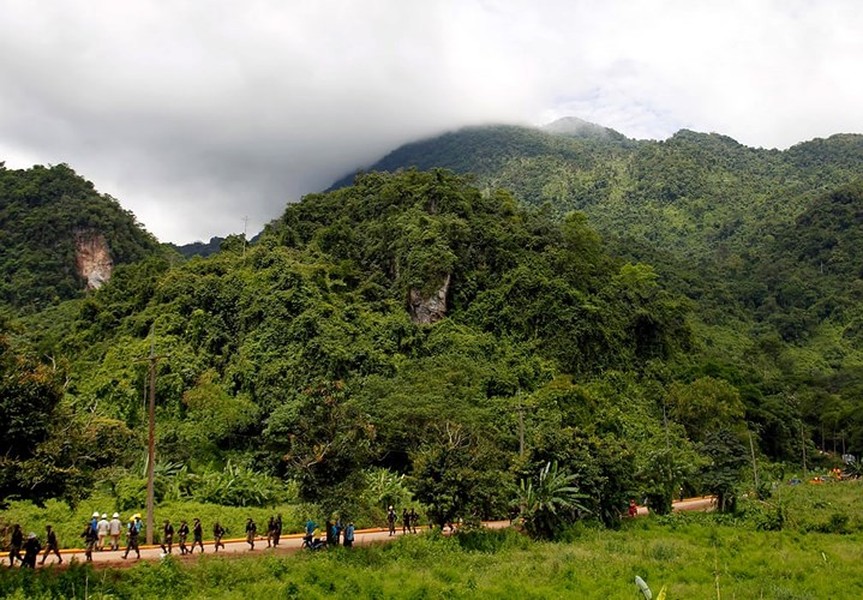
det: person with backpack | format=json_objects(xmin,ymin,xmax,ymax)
[
  {"xmin": 160, "ymin": 520, "xmax": 175, "ymax": 555},
  {"xmin": 40, "ymin": 525, "xmax": 63, "ymax": 565},
  {"xmin": 122, "ymin": 514, "xmax": 141, "ymax": 560},
  {"xmin": 81, "ymin": 523, "xmax": 98, "ymax": 561},
  {"xmin": 22, "ymin": 533, "xmax": 41, "ymax": 568},
  {"xmin": 273, "ymin": 514, "xmax": 282, "ymax": 547},
  {"xmin": 266, "ymin": 516, "xmax": 276, "ymax": 548},
  {"xmin": 387, "ymin": 506, "xmax": 396, "ymax": 536},
  {"xmin": 213, "ymin": 522, "xmax": 226, "ymax": 552},
  {"xmin": 177, "ymin": 520, "xmax": 190, "ymax": 555},
  {"xmin": 245, "ymin": 517, "xmax": 257, "ymax": 550},
  {"xmin": 190, "ymin": 518, "xmax": 204, "ymax": 554},
  {"xmin": 409, "ymin": 508, "xmax": 419, "ymax": 534}
]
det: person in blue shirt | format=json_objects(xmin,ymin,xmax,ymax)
[{"xmin": 343, "ymin": 522, "xmax": 355, "ymax": 548}]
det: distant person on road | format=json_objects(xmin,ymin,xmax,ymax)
[
  {"xmin": 89, "ymin": 512, "xmax": 99, "ymax": 534},
  {"xmin": 177, "ymin": 520, "xmax": 190, "ymax": 555},
  {"xmin": 40, "ymin": 525, "xmax": 63, "ymax": 565},
  {"xmin": 387, "ymin": 506, "xmax": 396, "ymax": 536},
  {"xmin": 325, "ymin": 519, "xmax": 334, "ymax": 546},
  {"xmin": 97, "ymin": 513, "xmax": 110, "ymax": 550},
  {"xmin": 402, "ymin": 508, "xmax": 410, "ymax": 534},
  {"xmin": 122, "ymin": 514, "xmax": 141, "ymax": 560},
  {"xmin": 22, "ymin": 533, "xmax": 41, "ymax": 568},
  {"xmin": 191, "ymin": 518, "xmax": 204, "ymax": 553},
  {"xmin": 213, "ymin": 522, "xmax": 226, "ymax": 552},
  {"xmin": 109, "ymin": 513, "xmax": 122, "ymax": 550},
  {"xmin": 409, "ymin": 508, "xmax": 419, "ymax": 533},
  {"xmin": 344, "ymin": 522, "xmax": 355, "ymax": 548},
  {"xmin": 81, "ymin": 523, "xmax": 98, "ymax": 561},
  {"xmin": 267, "ymin": 516, "xmax": 276, "ymax": 548},
  {"xmin": 303, "ymin": 518, "xmax": 316, "ymax": 547},
  {"xmin": 8, "ymin": 524, "xmax": 23, "ymax": 567},
  {"xmin": 245, "ymin": 518, "xmax": 257, "ymax": 550},
  {"xmin": 273, "ymin": 514, "xmax": 282, "ymax": 547},
  {"xmin": 160, "ymin": 520, "xmax": 174, "ymax": 555},
  {"xmin": 332, "ymin": 518, "xmax": 342, "ymax": 546}
]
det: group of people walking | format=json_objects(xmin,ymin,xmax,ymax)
[
  {"xmin": 7, "ymin": 506, "xmax": 417, "ymax": 566},
  {"xmin": 387, "ymin": 506, "xmax": 420, "ymax": 536}
]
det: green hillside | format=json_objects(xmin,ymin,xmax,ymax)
[
  {"xmin": 0, "ymin": 163, "xmax": 162, "ymax": 312},
  {"xmin": 3, "ymin": 123, "xmax": 863, "ymax": 545}
]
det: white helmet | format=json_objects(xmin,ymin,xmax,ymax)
[
  {"xmin": 102, "ymin": 513, "xmax": 107, "ymax": 519},
  {"xmin": 92, "ymin": 512, "xmax": 100, "ymax": 518}
]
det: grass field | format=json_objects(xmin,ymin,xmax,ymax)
[{"xmin": 2, "ymin": 480, "xmax": 862, "ymax": 599}]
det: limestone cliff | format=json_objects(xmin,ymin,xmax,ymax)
[
  {"xmin": 75, "ymin": 231, "xmax": 113, "ymax": 290},
  {"xmin": 408, "ymin": 274, "xmax": 451, "ymax": 324}
]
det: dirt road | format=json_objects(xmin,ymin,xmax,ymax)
[{"xmin": 20, "ymin": 497, "xmax": 713, "ymax": 569}]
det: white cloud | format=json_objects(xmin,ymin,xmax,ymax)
[{"xmin": 1, "ymin": 0, "xmax": 861, "ymax": 242}]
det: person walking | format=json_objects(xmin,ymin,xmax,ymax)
[
  {"xmin": 39, "ymin": 525, "xmax": 62, "ymax": 565},
  {"xmin": 325, "ymin": 519, "xmax": 334, "ymax": 546},
  {"xmin": 109, "ymin": 513, "xmax": 122, "ymax": 551},
  {"xmin": 81, "ymin": 523, "xmax": 98, "ymax": 561},
  {"xmin": 332, "ymin": 518, "xmax": 342, "ymax": 546},
  {"xmin": 177, "ymin": 520, "xmax": 190, "ymax": 555},
  {"xmin": 97, "ymin": 513, "xmax": 110, "ymax": 550},
  {"xmin": 273, "ymin": 514, "xmax": 282, "ymax": 547},
  {"xmin": 409, "ymin": 508, "xmax": 419, "ymax": 534},
  {"xmin": 190, "ymin": 518, "xmax": 204, "ymax": 554},
  {"xmin": 22, "ymin": 533, "xmax": 41, "ymax": 568},
  {"xmin": 245, "ymin": 517, "xmax": 257, "ymax": 550},
  {"xmin": 213, "ymin": 522, "xmax": 226, "ymax": 552},
  {"xmin": 343, "ymin": 522, "xmax": 355, "ymax": 548},
  {"xmin": 303, "ymin": 518, "xmax": 316, "ymax": 548},
  {"xmin": 402, "ymin": 508, "xmax": 410, "ymax": 534},
  {"xmin": 387, "ymin": 506, "xmax": 396, "ymax": 536},
  {"xmin": 266, "ymin": 516, "xmax": 276, "ymax": 548},
  {"xmin": 160, "ymin": 520, "xmax": 174, "ymax": 555},
  {"xmin": 7, "ymin": 524, "xmax": 23, "ymax": 568},
  {"xmin": 122, "ymin": 514, "xmax": 141, "ymax": 560}
]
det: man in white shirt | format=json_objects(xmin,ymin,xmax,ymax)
[
  {"xmin": 108, "ymin": 512, "xmax": 122, "ymax": 551},
  {"xmin": 97, "ymin": 513, "xmax": 110, "ymax": 550}
]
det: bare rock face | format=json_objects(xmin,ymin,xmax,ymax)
[
  {"xmin": 75, "ymin": 231, "xmax": 114, "ymax": 290},
  {"xmin": 408, "ymin": 274, "xmax": 451, "ymax": 324}
]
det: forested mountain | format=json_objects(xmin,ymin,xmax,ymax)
[
  {"xmin": 0, "ymin": 163, "xmax": 162, "ymax": 312},
  {"xmin": 331, "ymin": 122, "xmax": 863, "ymax": 465},
  {"xmin": 3, "ymin": 121, "xmax": 863, "ymax": 529}
]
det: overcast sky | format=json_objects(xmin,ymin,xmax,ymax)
[{"xmin": 2, "ymin": 0, "xmax": 862, "ymax": 243}]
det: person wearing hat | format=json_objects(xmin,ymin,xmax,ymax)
[
  {"xmin": 122, "ymin": 514, "xmax": 141, "ymax": 560},
  {"xmin": 81, "ymin": 521, "xmax": 98, "ymax": 561},
  {"xmin": 177, "ymin": 519, "xmax": 190, "ymax": 555},
  {"xmin": 22, "ymin": 532, "xmax": 41, "ymax": 568},
  {"xmin": 89, "ymin": 512, "xmax": 99, "ymax": 534},
  {"xmin": 213, "ymin": 521, "xmax": 226, "ymax": 552},
  {"xmin": 190, "ymin": 517, "xmax": 204, "ymax": 553},
  {"xmin": 245, "ymin": 517, "xmax": 257, "ymax": 550},
  {"xmin": 160, "ymin": 519, "xmax": 175, "ymax": 555},
  {"xmin": 39, "ymin": 525, "xmax": 62, "ymax": 565},
  {"xmin": 108, "ymin": 513, "xmax": 122, "ymax": 551},
  {"xmin": 97, "ymin": 513, "xmax": 110, "ymax": 551}
]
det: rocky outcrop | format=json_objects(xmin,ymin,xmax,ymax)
[
  {"xmin": 408, "ymin": 274, "xmax": 451, "ymax": 324},
  {"xmin": 75, "ymin": 231, "xmax": 113, "ymax": 290}
]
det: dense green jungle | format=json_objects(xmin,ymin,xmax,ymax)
[{"xmin": 1, "ymin": 122, "xmax": 863, "ymax": 548}]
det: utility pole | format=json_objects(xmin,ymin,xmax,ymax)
[
  {"xmin": 517, "ymin": 405, "xmax": 525, "ymax": 458},
  {"xmin": 748, "ymin": 431, "xmax": 759, "ymax": 491},
  {"xmin": 801, "ymin": 422, "xmax": 807, "ymax": 474},
  {"xmin": 137, "ymin": 333, "xmax": 168, "ymax": 545}
]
